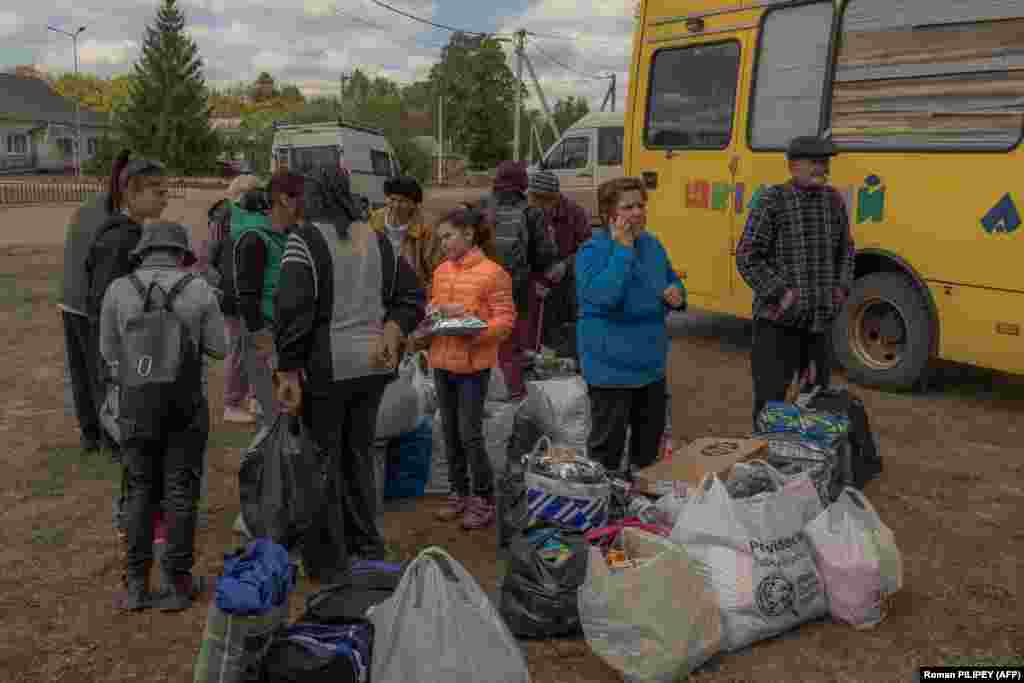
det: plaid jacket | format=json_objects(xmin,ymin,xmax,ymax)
[{"xmin": 736, "ymin": 182, "xmax": 855, "ymax": 333}]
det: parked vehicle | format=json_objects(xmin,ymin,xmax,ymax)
[
  {"xmin": 626, "ymin": 0, "xmax": 1024, "ymax": 390},
  {"xmin": 271, "ymin": 120, "xmax": 398, "ymax": 214},
  {"xmin": 535, "ymin": 112, "xmax": 624, "ymax": 225}
]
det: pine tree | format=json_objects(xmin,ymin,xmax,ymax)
[{"xmin": 118, "ymin": 0, "xmax": 219, "ymax": 174}]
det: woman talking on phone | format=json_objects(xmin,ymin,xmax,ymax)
[{"xmin": 575, "ymin": 177, "xmax": 687, "ymax": 475}]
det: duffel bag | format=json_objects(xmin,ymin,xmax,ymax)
[
  {"xmin": 302, "ymin": 559, "xmax": 405, "ymax": 624},
  {"xmin": 262, "ymin": 621, "xmax": 373, "ymax": 683}
]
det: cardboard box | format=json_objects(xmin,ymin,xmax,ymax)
[{"xmin": 634, "ymin": 437, "xmax": 768, "ymax": 497}]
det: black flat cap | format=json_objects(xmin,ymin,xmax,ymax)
[{"xmin": 786, "ymin": 136, "xmax": 838, "ymax": 160}]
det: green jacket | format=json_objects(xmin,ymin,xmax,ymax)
[{"xmin": 230, "ymin": 205, "xmax": 287, "ymax": 325}]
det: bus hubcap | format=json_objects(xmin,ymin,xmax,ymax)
[{"xmin": 850, "ymin": 297, "xmax": 908, "ymax": 371}]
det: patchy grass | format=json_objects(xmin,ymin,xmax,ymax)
[
  {"xmin": 943, "ymin": 654, "xmax": 1024, "ymax": 667},
  {"xmin": 0, "ymin": 271, "xmax": 62, "ymax": 319},
  {"xmin": 208, "ymin": 428, "xmax": 257, "ymax": 453},
  {"xmin": 29, "ymin": 445, "xmax": 121, "ymax": 498},
  {"xmin": 30, "ymin": 527, "xmax": 67, "ymax": 547}
]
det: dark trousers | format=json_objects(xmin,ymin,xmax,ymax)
[
  {"xmin": 750, "ymin": 318, "xmax": 832, "ymax": 429},
  {"xmin": 63, "ymin": 312, "xmax": 104, "ymax": 443},
  {"xmin": 587, "ymin": 379, "xmax": 668, "ymax": 473},
  {"xmin": 435, "ymin": 368, "xmax": 493, "ymax": 498},
  {"xmin": 122, "ymin": 400, "xmax": 207, "ymax": 579},
  {"xmin": 299, "ymin": 374, "xmax": 389, "ymax": 582}
]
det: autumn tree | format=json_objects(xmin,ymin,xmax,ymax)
[{"xmin": 117, "ymin": 0, "xmax": 219, "ymax": 173}]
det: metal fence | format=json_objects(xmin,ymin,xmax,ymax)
[{"xmin": 0, "ymin": 177, "xmax": 201, "ymax": 206}]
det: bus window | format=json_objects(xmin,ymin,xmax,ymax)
[
  {"xmin": 598, "ymin": 127, "xmax": 624, "ymax": 166},
  {"xmin": 644, "ymin": 42, "xmax": 741, "ymax": 150},
  {"xmin": 749, "ymin": 2, "xmax": 834, "ymax": 149},
  {"xmin": 371, "ymin": 149, "xmax": 391, "ymax": 176},
  {"xmin": 545, "ymin": 136, "xmax": 590, "ymax": 170},
  {"xmin": 832, "ymin": 1, "xmax": 1024, "ymax": 150},
  {"xmin": 294, "ymin": 146, "xmax": 341, "ymax": 174}
]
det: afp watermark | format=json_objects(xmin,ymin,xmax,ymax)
[{"xmin": 920, "ymin": 667, "xmax": 1023, "ymax": 680}]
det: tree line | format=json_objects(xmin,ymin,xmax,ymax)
[{"xmin": 65, "ymin": 0, "xmax": 590, "ymax": 181}]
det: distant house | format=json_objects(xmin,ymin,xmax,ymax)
[{"xmin": 0, "ymin": 72, "xmax": 110, "ymax": 174}]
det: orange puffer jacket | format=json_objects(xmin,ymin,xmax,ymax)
[{"xmin": 429, "ymin": 247, "xmax": 516, "ymax": 374}]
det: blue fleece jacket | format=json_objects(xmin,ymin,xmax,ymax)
[{"xmin": 575, "ymin": 228, "xmax": 685, "ymax": 387}]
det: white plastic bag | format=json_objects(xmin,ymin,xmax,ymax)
[
  {"xmin": 376, "ymin": 358, "xmax": 423, "ymax": 440},
  {"xmin": 407, "ymin": 351, "xmax": 436, "ymax": 415},
  {"xmin": 804, "ymin": 488, "xmax": 902, "ymax": 629},
  {"xmin": 520, "ymin": 375, "xmax": 591, "ymax": 451},
  {"xmin": 369, "ymin": 547, "xmax": 530, "ymax": 683},
  {"xmin": 671, "ymin": 473, "xmax": 828, "ymax": 652},
  {"xmin": 579, "ymin": 528, "xmax": 721, "ymax": 681}
]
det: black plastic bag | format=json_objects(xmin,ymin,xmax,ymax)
[
  {"xmin": 498, "ymin": 411, "xmax": 546, "ymax": 551},
  {"xmin": 239, "ymin": 414, "xmax": 325, "ymax": 549},
  {"xmin": 499, "ymin": 526, "xmax": 589, "ymax": 638}
]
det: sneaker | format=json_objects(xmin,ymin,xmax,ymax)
[
  {"xmin": 155, "ymin": 573, "xmax": 205, "ymax": 612},
  {"xmin": 114, "ymin": 574, "xmax": 153, "ymax": 612},
  {"xmin": 224, "ymin": 406, "xmax": 256, "ymax": 424},
  {"xmin": 435, "ymin": 494, "xmax": 467, "ymax": 522},
  {"xmin": 462, "ymin": 496, "xmax": 496, "ymax": 530}
]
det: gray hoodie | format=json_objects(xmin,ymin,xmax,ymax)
[{"xmin": 99, "ymin": 251, "xmax": 227, "ymax": 376}]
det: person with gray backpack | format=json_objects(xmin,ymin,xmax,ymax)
[
  {"xmin": 478, "ymin": 160, "xmax": 558, "ymax": 400},
  {"xmin": 99, "ymin": 222, "xmax": 226, "ymax": 612}
]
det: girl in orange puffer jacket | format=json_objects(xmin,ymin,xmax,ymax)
[{"xmin": 429, "ymin": 207, "xmax": 516, "ymax": 530}]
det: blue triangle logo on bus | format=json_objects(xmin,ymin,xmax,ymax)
[{"xmin": 981, "ymin": 194, "xmax": 1021, "ymax": 234}]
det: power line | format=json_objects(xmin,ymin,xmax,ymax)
[
  {"xmin": 367, "ymin": 0, "xmax": 502, "ymax": 37},
  {"xmin": 530, "ymin": 43, "xmax": 613, "ymax": 81}
]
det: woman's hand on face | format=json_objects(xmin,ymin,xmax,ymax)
[{"xmin": 663, "ymin": 285, "xmax": 684, "ymax": 308}]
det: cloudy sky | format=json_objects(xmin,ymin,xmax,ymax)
[{"xmin": 0, "ymin": 1, "xmax": 635, "ymax": 111}]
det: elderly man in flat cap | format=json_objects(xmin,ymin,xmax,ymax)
[{"xmin": 736, "ymin": 135, "xmax": 856, "ymax": 428}]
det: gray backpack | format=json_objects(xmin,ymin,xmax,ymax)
[
  {"xmin": 488, "ymin": 198, "xmax": 539, "ymax": 306},
  {"xmin": 117, "ymin": 273, "xmax": 202, "ymax": 440}
]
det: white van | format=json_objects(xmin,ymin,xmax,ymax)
[
  {"xmin": 271, "ymin": 120, "xmax": 398, "ymax": 214},
  {"xmin": 535, "ymin": 111, "xmax": 624, "ymax": 224}
]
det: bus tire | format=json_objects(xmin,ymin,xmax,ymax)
[{"xmin": 832, "ymin": 272, "xmax": 933, "ymax": 391}]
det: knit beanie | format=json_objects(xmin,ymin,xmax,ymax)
[{"xmin": 493, "ymin": 160, "xmax": 529, "ymax": 194}]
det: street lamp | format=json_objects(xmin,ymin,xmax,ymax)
[{"xmin": 47, "ymin": 24, "xmax": 87, "ymax": 177}]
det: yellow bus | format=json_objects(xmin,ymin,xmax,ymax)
[{"xmin": 626, "ymin": 0, "xmax": 1024, "ymax": 390}]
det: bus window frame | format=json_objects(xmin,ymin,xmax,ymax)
[
  {"xmin": 642, "ymin": 38, "xmax": 744, "ymax": 152},
  {"xmin": 743, "ymin": 0, "xmax": 1024, "ymax": 154},
  {"xmin": 746, "ymin": 0, "xmax": 838, "ymax": 152}
]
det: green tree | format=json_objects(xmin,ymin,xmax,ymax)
[
  {"xmin": 553, "ymin": 96, "xmax": 590, "ymax": 135},
  {"xmin": 429, "ymin": 33, "xmax": 524, "ymax": 169},
  {"xmin": 117, "ymin": 0, "xmax": 220, "ymax": 174}
]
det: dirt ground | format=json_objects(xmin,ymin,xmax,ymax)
[{"xmin": 0, "ymin": 194, "xmax": 1021, "ymax": 682}]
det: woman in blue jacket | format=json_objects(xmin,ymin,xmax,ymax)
[{"xmin": 575, "ymin": 177, "xmax": 687, "ymax": 473}]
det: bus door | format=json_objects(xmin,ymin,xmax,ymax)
[
  {"xmin": 730, "ymin": 1, "xmax": 838, "ymax": 304},
  {"xmin": 633, "ymin": 33, "xmax": 749, "ymax": 299}
]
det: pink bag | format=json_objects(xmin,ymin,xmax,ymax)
[
  {"xmin": 804, "ymin": 488, "xmax": 902, "ymax": 629},
  {"xmin": 585, "ymin": 519, "xmax": 671, "ymax": 553}
]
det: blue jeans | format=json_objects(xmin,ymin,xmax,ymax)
[{"xmin": 434, "ymin": 369, "xmax": 493, "ymax": 498}]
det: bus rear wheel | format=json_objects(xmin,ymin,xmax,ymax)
[{"xmin": 832, "ymin": 272, "xmax": 933, "ymax": 391}]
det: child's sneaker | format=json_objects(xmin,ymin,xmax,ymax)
[
  {"xmin": 462, "ymin": 496, "xmax": 496, "ymax": 530},
  {"xmin": 435, "ymin": 494, "xmax": 467, "ymax": 522}
]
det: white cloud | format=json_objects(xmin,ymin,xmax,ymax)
[
  {"xmin": 79, "ymin": 39, "xmax": 138, "ymax": 66},
  {"xmin": 497, "ymin": 0, "xmax": 634, "ymax": 113},
  {"xmin": 0, "ymin": 11, "xmax": 25, "ymax": 37}
]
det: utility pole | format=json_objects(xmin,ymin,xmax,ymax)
[
  {"xmin": 48, "ymin": 24, "xmax": 86, "ymax": 177},
  {"xmin": 520, "ymin": 49, "xmax": 561, "ymax": 142},
  {"xmin": 512, "ymin": 29, "xmax": 526, "ymax": 162},
  {"xmin": 339, "ymin": 71, "xmax": 351, "ymax": 119},
  {"xmin": 610, "ymin": 72, "xmax": 617, "ymax": 112}
]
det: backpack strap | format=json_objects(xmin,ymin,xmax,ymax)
[
  {"xmin": 163, "ymin": 273, "xmax": 198, "ymax": 312},
  {"xmin": 127, "ymin": 273, "xmax": 159, "ymax": 312}
]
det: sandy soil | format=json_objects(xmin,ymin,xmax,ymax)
[{"xmin": 0, "ymin": 195, "xmax": 1020, "ymax": 682}]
